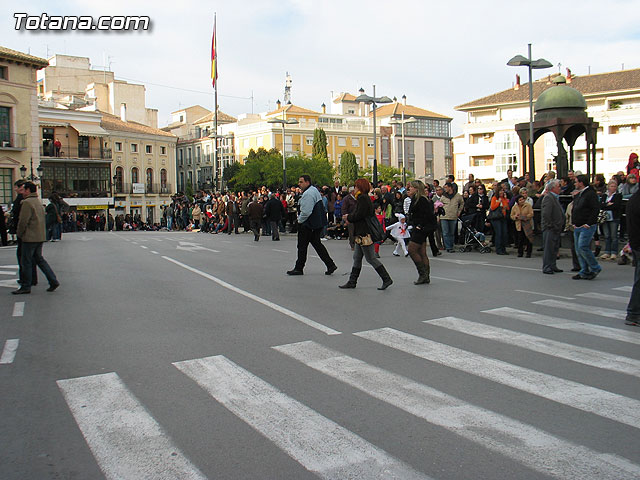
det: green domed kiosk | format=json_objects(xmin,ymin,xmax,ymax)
[{"xmin": 515, "ymin": 75, "xmax": 598, "ymax": 179}]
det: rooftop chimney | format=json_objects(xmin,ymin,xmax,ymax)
[
  {"xmin": 402, "ymin": 94, "xmax": 407, "ymax": 106},
  {"xmin": 321, "ymin": 103, "xmax": 326, "ymax": 114},
  {"xmin": 514, "ymin": 74, "xmax": 520, "ymax": 90},
  {"xmin": 276, "ymin": 99, "xmax": 281, "ymax": 109},
  {"xmin": 566, "ymin": 68, "xmax": 572, "ymax": 83},
  {"xmin": 120, "ymin": 103, "xmax": 127, "ymax": 122}
]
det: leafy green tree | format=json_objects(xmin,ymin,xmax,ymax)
[
  {"xmin": 223, "ymin": 161, "xmax": 242, "ymax": 191},
  {"xmin": 358, "ymin": 165, "xmax": 405, "ymax": 185},
  {"xmin": 339, "ymin": 150, "xmax": 358, "ymax": 186},
  {"xmin": 312, "ymin": 128, "xmax": 328, "ymax": 161},
  {"xmin": 185, "ymin": 182, "xmax": 194, "ymax": 201}
]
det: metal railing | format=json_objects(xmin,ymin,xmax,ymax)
[
  {"xmin": 41, "ymin": 146, "xmax": 112, "ymax": 160},
  {"xmin": 0, "ymin": 133, "xmax": 26, "ymax": 149},
  {"xmin": 116, "ymin": 183, "xmax": 172, "ymax": 195}
]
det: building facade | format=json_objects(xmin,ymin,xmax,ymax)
[
  {"xmin": 454, "ymin": 68, "xmax": 640, "ymax": 182},
  {"xmin": 38, "ymin": 105, "xmax": 177, "ymax": 223},
  {"xmin": 0, "ymin": 46, "xmax": 48, "ymax": 207}
]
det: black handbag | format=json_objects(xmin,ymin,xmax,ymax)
[
  {"xmin": 365, "ymin": 215, "xmax": 384, "ymax": 243},
  {"xmin": 487, "ymin": 208, "xmax": 503, "ymax": 221}
]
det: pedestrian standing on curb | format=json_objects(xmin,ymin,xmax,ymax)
[
  {"xmin": 339, "ymin": 178, "xmax": 392, "ymax": 290},
  {"xmin": 287, "ymin": 175, "xmax": 337, "ymax": 276},
  {"xmin": 625, "ymin": 189, "xmax": 640, "ymax": 326},
  {"xmin": 572, "ymin": 174, "xmax": 602, "ymax": 280},
  {"xmin": 407, "ymin": 180, "xmax": 437, "ymax": 285},
  {"xmin": 13, "ymin": 182, "xmax": 59, "ymax": 295},
  {"xmin": 540, "ymin": 179, "xmax": 565, "ymax": 275}
]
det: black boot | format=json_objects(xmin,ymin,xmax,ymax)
[
  {"xmin": 339, "ymin": 267, "xmax": 360, "ymax": 289},
  {"xmin": 414, "ymin": 261, "xmax": 430, "ymax": 285},
  {"xmin": 374, "ymin": 265, "xmax": 393, "ymax": 290}
]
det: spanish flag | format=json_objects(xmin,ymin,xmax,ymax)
[{"xmin": 211, "ymin": 18, "xmax": 217, "ymax": 88}]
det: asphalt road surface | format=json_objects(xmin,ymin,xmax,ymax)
[{"xmin": 1, "ymin": 230, "xmax": 639, "ymax": 480}]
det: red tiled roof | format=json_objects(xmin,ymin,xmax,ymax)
[{"xmin": 456, "ymin": 68, "xmax": 640, "ymax": 110}]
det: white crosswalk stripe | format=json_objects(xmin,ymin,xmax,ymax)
[
  {"xmin": 533, "ymin": 299, "xmax": 627, "ymax": 319},
  {"xmin": 484, "ymin": 307, "xmax": 640, "ymax": 345},
  {"xmin": 274, "ymin": 340, "xmax": 640, "ymax": 480},
  {"xmin": 425, "ymin": 316, "xmax": 640, "ymax": 377},
  {"xmin": 0, "ymin": 339, "xmax": 19, "ymax": 364},
  {"xmin": 173, "ymin": 355, "xmax": 429, "ymax": 480},
  {"xmin": 57, "ymin": 372, "xmax": 206, "ymax": 480},
  {"xmin": 354, "ymin": 327, "xmax": 640, "ymax": 429},
  {"xmin": 576, "ymin": 292, "xmax": 629, "ymax": 304},
  {"xmin": 53, "ymin": 303, "xmax": 640, "ymax": 479},
  {"xmin": 613, "ymin": 286, "xmax": 633, "ymax": 292}
]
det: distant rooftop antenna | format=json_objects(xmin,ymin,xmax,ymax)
[{"xmin": 283, "ymin": 72, "xmax": 292, "ymax": 104}]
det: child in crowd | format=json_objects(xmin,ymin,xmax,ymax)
[
  {"xmin": 374, "ymin": 205, "xmax": 385, "ymax": 257},
  {"xmin": 385, "ymin": 213, "xmax": 411, "ymax": 257}
]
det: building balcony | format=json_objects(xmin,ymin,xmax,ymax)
[
  {"xmin": 0, "ymin": 133, "xmax": 27, "ymax": 150},
  {"xmin": 41, "ymin": 146, "xmax": 112, "ymax": 160}
]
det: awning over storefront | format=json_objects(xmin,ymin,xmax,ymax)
[
  {"xmin": 62, "ymin": 197, "xmax": 114, "ymax": 207},
  {"xmin": 40, "ymin": 122, "xmax": 70, "ymax": 128},
  {"xmin": 69, "ymin": 123, "xmax": 108, "ymax": 136}
]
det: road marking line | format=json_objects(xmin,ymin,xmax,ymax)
[
  {"xmin": 430, "ymin": 276, "xmax": 467, "ymax": 283},
  {"xmin": 481, "ymin": 263, "xmax": 544, "ymax": 272},
  {"xmin": 425, "ymin": 316, "xmax": 640, "ymax": 378},
  {"xmin": 174, "ymin": 355, "xmax": 429, "ymax": 480},
  {"xmin": 151, "ymin": 251, "xmax": 159, "ymax": 255},
  {"xmin": 613, "ymin": 286, "xmax": 632, "ymax": 292},
  {"xmin": 533, "ymin": 299, "xmax": 626, "ymax": 319},
  {"xmin": 140, "ymin": 245, "xmax": 148, "ymax": 249},
  {"xmin": 272, "ymin": 249, "xmax": 289, "ymax": 253},
  {"xmin": 485, "ymin": 307, "xmax": 640, "ymax": 346},
  {"xmin": 162, "ymin": 256, "xmax": 340, "ymax": 335},
  {"xmin": 0, "ymin": 339, "xmax": 19, "ymax": 364},
  {"xmin": 12, "ymin": 302, "xmax": 24, "ymax": 317},
  {"xmin": 354, "ymin": 327, "xmax": 640, "ymax": 429},
  {"xmin": 57, "ymin": 372, "xmax": 206, "ymax": 480},
  {"xmin": 514, "ymin": 289, "xmax": 575, "ymax": 300},
  {"xmin": 274, "ymin": 341, "xmax": 640, "ymax": 480},
  {"xmin": 576, "ymin": 292, "xmax": 629, "ymax": 304},
  {"xmin": 0, "ymin": 265, "xmax": 19, "ymax": 268},
  {"xmin": 0, "ymin": 271, "xmax": 17, "ymax": 276}
]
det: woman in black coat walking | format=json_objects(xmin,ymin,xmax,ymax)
[
  {"xmin": 340, "ymin": 178, "xmax": 393, "ymax": 290},
  {"xmin": 407, "ymin": 180, "xmax": 438, "ymax": 284}
]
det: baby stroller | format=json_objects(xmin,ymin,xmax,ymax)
[{"xmin": 458, "ymin": 213, "xmax": 491, "ymax": 253}]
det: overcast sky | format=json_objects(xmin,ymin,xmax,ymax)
[{"xmin": 3, "ymin": 0, "xmax": 640, "ymax": 133}]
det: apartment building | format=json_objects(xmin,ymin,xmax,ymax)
[
  {"xmin": 0, "ymin": 46, "xmax": 48, "ymax": 206},
  {"xmin": 454, "ymin": 68, "xmax": 640, "ymax": 182}
]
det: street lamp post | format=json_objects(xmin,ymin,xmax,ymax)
[
  {"xmin": 20, "ymin": 157, "xmax": 44, "ymax": 182},
  {"xmin": 389, "ymin": 112, "xmax": 417, "ymax": 186},
  {"xmin": 507, "ymin": 44, "xmax": 552, "ymax": 179},
  {"xmin": 355, "ymin": 86, "xmax": 392, "ymax": 185},
  {"xmin": 268, "ymin": 117, "xmax": 299, "ymax": 191}
]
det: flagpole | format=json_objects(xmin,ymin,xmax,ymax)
[{"xmin": 213, "ymin": 13, "xmax": 219, "ymax": 192}]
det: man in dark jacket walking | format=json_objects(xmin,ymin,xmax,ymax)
[
  {"xmin": 287, "ymin": 175, "xmax": 337, "ymax": 276},
  {"xmin": 247, "ymin": 196, "xmax": 263, "ymax": 241},
  {"xmin": 13, "ymin": 182, "xmax": 59, "ymax": 294},
  {"xmin": 264, "ymin": 193, "xmax": 284, "ymax": 241},
  {"xmin": 572, "ymin": 174, "xmax": 602, "ymax": 280},
  {"xmin": 625, "ymin": 189, "xmax": 640, "ymax": 325}
]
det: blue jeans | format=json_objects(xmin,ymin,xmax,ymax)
[
  {"xmin": 20, "ymin": 242, "xmax": 58, "ymax": 289},
  {"xmin": 167, "ymin": 216, "xmax": 173, "ymax": 230},
  {"xmin": 574, "ymin": 225, "xmax": 601, "ymax": 276},
  {"xmin": 441, "ymin": 219, "xmax": 457, "ymax": 250},
  {"xmin": 602, "ymin": 220, "xmax": 619, "ymax": 255},
  {"xmin": 491, "ymin": 218, "xmax": 508, "ymax": 254}
]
